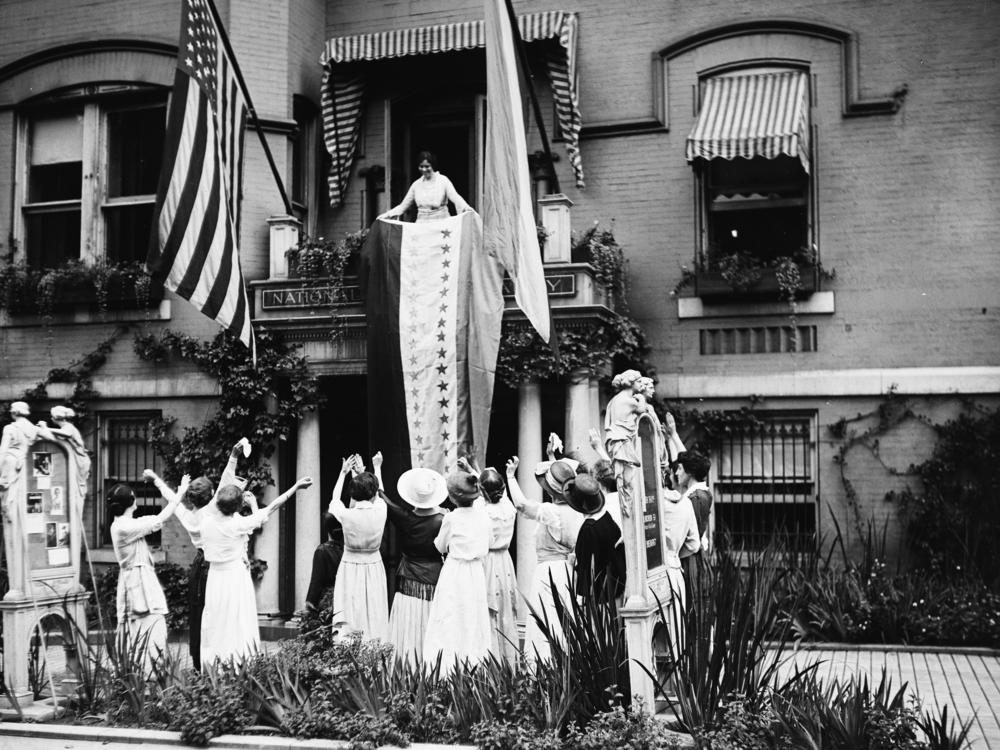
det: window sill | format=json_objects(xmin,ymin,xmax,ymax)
[
  {"xmin": 678, "ymin": 291, "xmax": 835, "ymax": 319},
  {"xmin": 1, "ymin": 299, "xmax": 171, "ymax": 327}
]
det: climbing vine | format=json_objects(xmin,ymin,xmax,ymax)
[
  {"xmin": 133, "ymin": 328, "xmax": 324, "ymax": 491},
  {"xmin": 0, "ymin": 325, "xmax": 132, "ymax": 426}
]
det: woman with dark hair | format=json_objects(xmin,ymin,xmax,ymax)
[
  {"xmin": 422, "ymin": 470, "xmax": 491, "ymax": 672},
  {"xmin": 110, "ymin": 471, "xmax": 189, "ymax": 670},
  {"xmin": 675, "ymin": 450, "xmax": 713, "ymax": 616},
  {"xmin": 478, "ymin": 466, "xmax": 520, "ymax": 661},
  {"xmin": 328, "ymin": 454, "xmax": 388, "ymax": 641},
  {"xmin": 199, "ymin": 475, "xmax": 312, "ymax": 666},
  {"xmin": 304, "ymin": 512, "xmax": 344, "ymax": 614},
  {"xmin": 377, "ymin": 150, "xmax": 473, "ymax": 222},
  {"xmin": 385, "ymin": 466, "xmax": 447, "ymax": 663}
]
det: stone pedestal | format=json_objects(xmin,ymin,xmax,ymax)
[
  {"xmin": 294, "ymin": 410, "xmax": 321, "ymax": 609},
  {"xmin": 268, "ymin": 214, "xmax": 301, "ymax": 279},
  {"xmin": 0, "ymin": 590, "xmax": 88, "ymax": 708},
  {"xmin": 538, "ymin": 193, "xmax": 574, "ymax": 263}
]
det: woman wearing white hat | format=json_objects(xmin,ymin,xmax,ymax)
[
  {"xmin": 385, "ymin": 467, "xmax": 448, "ymax": 663},
  {"xmin": 507, "ymin": 456, "xmax": 586, "ymax": 661}
]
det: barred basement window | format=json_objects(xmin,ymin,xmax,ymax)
[
  {"xmin": 98, "ymin": 413, "xmax": 163, "ymax": 547},
  {"xmin": 700, "ymin": 326, "xmax": 816, "ymax": 354},
  {"xmin": 711, "ymin": 412, "xmax": 816, "ymax": 551}
]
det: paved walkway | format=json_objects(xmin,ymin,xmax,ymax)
[{"xmin": 776, "ymin": 644, "xmax": 999, "ymax": 749}]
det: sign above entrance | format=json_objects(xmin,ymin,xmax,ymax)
[
  {"xmin": 502, "ymin": 273, "xmax": 576, "ymax": 298},
  {"xmin": 261, "ymin": 283, "xmax": 362, "ymax": 310}
]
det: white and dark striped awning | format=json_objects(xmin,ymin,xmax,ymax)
[
  {"xmin": 321, "ymin": 11, "xmax": 584, "ymax": 207},
  {"xmin": 686, "ymin": 70, "xmax": 810, "ymax": 173}
]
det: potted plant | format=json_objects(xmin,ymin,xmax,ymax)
[{"xmin": 693, "ymin": 248, "xmax": 822, "ymax": 302}]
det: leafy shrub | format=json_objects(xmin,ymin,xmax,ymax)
[
  {"xmin": 162, "ymin": 662, "xmax": 256, "ymax": 746},
  {"xmin": 562, "ymin": 704, "xmax": 684, "ymax": 750}
]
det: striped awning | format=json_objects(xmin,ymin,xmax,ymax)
[
  {"xmin": 686, "ymin": 70, "xmax": 810, "ymax": 173},
  {"xmin": 321, "ymin": 11, "xmax": 584, "ymax": 207}
]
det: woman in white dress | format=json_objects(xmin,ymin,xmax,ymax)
[
  {"xmin": 422, "ymin": 471, "xmax": 491, "ymax": 673},
  {"xmin": 200, "ymin": 475, "xmax": 312, "ymax": 666},
  {"xmin": 377, "ymin": 151, "xmax": 473, "ymax": 223},
  {"xmin": 109, "ymin": 472, "xmax": 189, "ymax": 671},
  {"xmin": 660, "ymin": 484, "xmax": 701, "ymax": 660},
  {"xmin": 478, "ymin": 467, "xmax": 520, "ymax": 661},
  {"xmin": 328, "ymin": 455, "xmax": 389, "ymax": 641},
  {"xmin": 506, "ymin": 457, "xmax": 585, "ymax": 661}
]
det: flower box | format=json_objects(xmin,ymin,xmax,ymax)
[
  {"xmin": 3, "ymin": 264, "xmax": 164, "ymax": 316},
  {"xmin": 695, "ymin": 264, "xmax": 819, "ymax": 302}
]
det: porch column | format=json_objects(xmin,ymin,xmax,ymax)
[
  {"xmin": 515, "ymin": 380, "xmax": 542, "ymax": 617},
  {"xmin": 255, "ymin": 445, "xmax": 281, "ymax": 617},
  {"xmin": 564, "ymin": 367, "xmax": 593, "ymax": 461},
  {"xmin": 268, "ymin": 214, "xmax": 300, "ymax": 279},
  {"xmin": 538, "ymin": 193, "xmax": 574, "ymax": 263},
  {"xmin": 294, "ymin": 409, "xmax": 321, "ymax": 609}
]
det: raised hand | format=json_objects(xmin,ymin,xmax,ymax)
[
  {"xmin": 505, "ymin": 456, "xmax": 519, "ymax": 478},
  {"xmin": 296, "ymin": 476, "xmax": 314, "ymax": 490},
  {"xmin": 372, "ymin": 451, "xmax": 383, "ymax": 470}
]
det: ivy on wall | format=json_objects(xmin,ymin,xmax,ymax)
[{"xmin": 133, "ymin": 328, "xmax": 324, "ymax": 491}]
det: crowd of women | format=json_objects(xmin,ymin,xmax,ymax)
[{"xmin": 109, "ymin": 369, "xmax": 716, "ymax": 672}]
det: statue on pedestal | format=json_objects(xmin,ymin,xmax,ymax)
[
  {"xmin": 37, "ymin": 405, "xmax": 91, "ymax": 503},
  {"xmin": 604, "ymin": 371, "xmax": 653, "ymax": 519},
  {"xmin": 0, "ymin": 401, "xmax": 39, "ymax": 598}
]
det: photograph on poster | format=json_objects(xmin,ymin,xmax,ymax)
[
  {"xmin": 57, "ymin": 522, "xmax": 70, "ymax": 547},
  {"xmin": 33, "ymin": 452, "xmax": 52, "ymax": 477},
  {"xmin": 45, "ymin": 522, "xmax": 57, "ymax": 548},
  {"xmin": 26, "ymin": 491, "xmax": 43, "ymax": 514},
  {"xmin": 50, "ymin": 486, "xmax": 65, "ymax": 516}
]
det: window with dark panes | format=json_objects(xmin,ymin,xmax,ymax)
[
  {"xmin": 104, "ymin": 103, "xmax": 166, "ymax": 264},
  {"xmin": 24, "ymin": 112, "xmax": 84, "ymax": 268},
  {"xmin": 17, "ymin": 88, "xmax": 167, "ymax": 271},
  {"xmin": 98, "ymin": 414, "xmax": 163, "ymax": 547},
  {"xmin": 711, "ymin": 413, "xmax": 817, "ymax": 551}
]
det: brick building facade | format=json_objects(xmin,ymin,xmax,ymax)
[{"xmin": 1, "ymin": 0, "xmax": 997, "ymax": 616}]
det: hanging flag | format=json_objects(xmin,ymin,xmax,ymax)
[
  {"xmin": 483, "ymin": 0, "xmax": 551, "ymax": 343},
  {"xmin": 362, "ymin": 214, "xmax": 505, "ymax": 487},
  {"xmin": 147, "ymin": 0, "xmax": 253, "ymax": 353}
]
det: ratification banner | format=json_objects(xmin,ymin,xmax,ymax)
[{"xmin": 362, "ymin": 212, "xmax": 504, "ymax": 488}]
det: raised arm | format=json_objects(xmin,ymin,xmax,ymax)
[
  {"xmin": 117, "ymin": 472, "xmax": 190, "ymax": 543},
  {"xmin": 663, "ymin": 413, "xmax": 686, "ymax": 458},
  {"xmin": 505, "ymin": 457, "xmax": 541, "ymax": 519},
  {"xmin": 372, "ymin": 451, "xmax": 384, "ymax": 491},
  {"xmin": 327, "ymin": 457, "xmax": 352, "ymax": 520},
  {"xmin": 589, "ymin": 428, "xmax": 610, "ymax": 462},
  {"xmin": 263, "ymin": 476, "xmax": 310, "ymax": 520},
  {"xmin": 143, "ymin": 469, "xmax": 190, "ymax": 506}
]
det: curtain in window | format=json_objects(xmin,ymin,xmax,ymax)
[
  {"xmin": 320, "ymin": 10, "xmax": 584, "ymax": 207},
  {"xmin": 686, "ymin": 70, "xmax": 810, "ymax": 173}
]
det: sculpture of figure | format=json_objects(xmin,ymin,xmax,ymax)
[
  {"xmin": 603, "ymin": 370, "xmax": 653, "ymax": 518},
  {"xmin": 37, "ymin": 405, "xmax": 91, "ymax": 503},
  {"xmin": 1, "ymin": 401, "xmax": 39, "ymax": 598}
]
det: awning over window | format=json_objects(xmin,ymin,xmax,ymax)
[
  {"xmin": 686, "ymin": 70, "xmax": 810, "ymax": 173},
  {"xmin": 320, "ymin": 11, "xmax": 584, "ymax": 207}
]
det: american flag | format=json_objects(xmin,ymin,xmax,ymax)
[{"xmin": 148, "ymin": 0, "xmax": 253, "ymax": 352}]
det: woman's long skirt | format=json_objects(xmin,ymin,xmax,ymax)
[
  {"xmin": 117, "ymin": 613, "xmax": 167, "ymax": 675},
  {"xmin": 423, "ymin": 558, "xmax": 490, "ymax": 673},
  {"xmin": 524, "ymin": 559, "xmax": 573, "ymax": 662},
  {"xmin": 388, "ymin": 578, "xmax": 435, "ymax": 664},
  {"xmin": 484, "ymin": 549, "xmax": 520, "ymax": 661},
  {"xmin": 332, "ymin": 550, "xmax": 389, "ymax": 642},
  {"xmin": 201, "ymin": 559, "xmax": 259, "ymax": 666}
]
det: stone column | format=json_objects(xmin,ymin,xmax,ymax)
[
  {"xmin": 590, "ymin": 379, "xmax": 602, "ymax": 437},
  {"xmin": 538, "ymin": 194, "xmax": 574, "ymax": 263},
  {"xmin": 515, "ymin": 381, "xmax": 542, "ymax": 619},
  {"xmin": 564, "ymin": 367, "xmax": 593, "ymax": 460},
  {"xmin": 268, "ymin": 214, "xmax": 301, "ymax": 279},
  {"xmin": 294, "ymin": 409, "xmax": 321, "ymax": 610},
  {"xmin": 255, "ymin": 445, "xmax": 281, "ymax": 618}
]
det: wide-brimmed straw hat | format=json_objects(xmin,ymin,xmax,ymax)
[
  {"xmin": 397, "ymin": 467, "xmax": 448, "ymax": 509},
  {"xmin": 564, "ymin": 473, "xmax": 605, "ymax": 515},
  {"xmin": 534, "ymin": 458, "xmax": 579, "ymax": 500}
]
